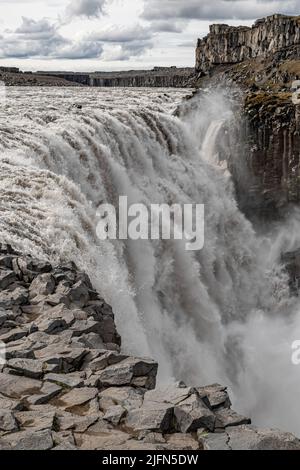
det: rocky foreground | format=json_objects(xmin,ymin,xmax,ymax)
[{"xmin": 0, "ymin": 243, "xmax": 299, "ymax": 451}]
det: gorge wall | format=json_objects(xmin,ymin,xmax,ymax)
[
  {"xmin": 38, "ymin": 67, "xmax": 195, "ymax": 88},
  {"xmin": 194, "ymin": 14, "xmax": 300, "ymax": 218},
  {"xmin": 196, "ymin": 14, "xmax": 300, "ymax": 73}
]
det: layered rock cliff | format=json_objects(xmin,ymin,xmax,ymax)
[
  {"xmin": 194, "ymin": 14, "xmax": 300, "ymax": 218},
  {"xmin": 38, "ymin": 67, "xmax": 195, "ymax": 88},
  {"xmin": 196, "ymin": 14, "xmax": 300, "ymax": 73}
]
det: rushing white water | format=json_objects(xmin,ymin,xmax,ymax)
[{"xmin": 1, "ymin": 86, "xmax": 300, "ymax": 434}]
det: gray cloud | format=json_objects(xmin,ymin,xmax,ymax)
[
  {"xmin": 88, "ymin": 24, "xmax": 154, "ymax": 60},
  {"xmin": 142, "ymin": 0, "xmax": 299, "ymax": 21},
  {"xmin": 89, "ymin": 24, "xmax": 153, "ymax": 43},
  {"xmin": 0, "ymin": 16, "xmax": 103, "ymax": 59},
  {"xmin": 65, "ymin": 0, "xmax": 106, "ymax": 18}
]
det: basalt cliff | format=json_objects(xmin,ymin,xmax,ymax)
[{"xmin": 195, "ymin": 14, "xmax": 300, "ymax": 218}]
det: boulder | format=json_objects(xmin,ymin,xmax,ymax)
[
  {"xmin": 97, "ymin": 357, "xmax": 157, "ymax": 389},
  {"xmin": 174, "ymin": 394, "xmax": 216, "ymax": 433},
  {"xmin": 197, "ymin": 384, "xmax": 231, "ymax": 409},
  {"xmin": 126, "ymin": 404, "xmax": 174, "ymax": 432}
]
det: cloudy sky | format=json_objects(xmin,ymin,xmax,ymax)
[{"xmin": 0, "ymin": 0, "xmax": 298, "ymax": 71}]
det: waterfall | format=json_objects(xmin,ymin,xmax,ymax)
[{"xmin": 1, "ymin": 86, "xmax": 300, "ymax": 434}]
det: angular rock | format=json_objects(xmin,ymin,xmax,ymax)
[
  {"xmin": 6, "ymin": 358, "xmax": 44, "ymax": 379},
  {"xmin": 0, "ymin": 429, "xmax": 53, "ymax": 450},
  {"xmin": 35, "ymin": 345, "xmax": 87, "ymax": 373},
  {"xmin": 0, "ymin": 327, "xmax": 27, "ymax": 344},
  {"xmin": 97, "ymin": 356, "xmax": 157, "ymax": 389},
  {"xmin": 29, "ymin": 273, "xmax": 56, "ymax": 299},
  {"xmin": 144, "ymin": 382, "xmax": 193, "ymax": 406},
  {"xmin": 27, "ymin": 381, "xmax": 62, "ymax": 405},
  {"xmin": 0, "ymin": 286, "xmax": 28, "ymax": 307},
  {"xmin": 0, "ymin": 410, "xmax": 18, "ymax": 432},
  {"xmin": 0, "ymin": 393, "xmax": 24, "ymax": 411},
  {"xmin": 57, "ymin": 412, "xmax": 99, "ymax": 433},
  {"xmin": 0, "ymin": 373, "xmax": 42, "ymax": 399},
  {"xmin": 58, "ymin": 387, "xmax": 98, "ymax": 411},
  {"xmin": 197, "ymin": 384, "xmax": 231, "ymax": 409},
  {"xmin": 89, "ymin": 351, "xmax": 128, "ymax": 372},
  {"xmin": 174, "ymin": 394, "xmax": 216, "ymax": 433},
  {"xmin": 45, "ymin": 372, "xmax": 85, "ymax": 389},
  {"xmin": 165, "ymin": 433, "xmax": 199, "ymax": 450},
  {"xmin": 199, "ymin": 425, "xmax": 300, "ymax": 450},
  {"xmin": 0, "ymin": 270, "xmax": 17, "ymax": 290},
  {"xmin": 126, "ymin": 404, "xmax": 174, "ymax": 432},
  {"xmin": 74, "ymin": 429, "xmax": 131, "ymax": 450},
  {"xmin": 215, "ymin": 407, "xmax": 251, "ymax": 429},
  {"xmin": 14, "ymin": 410, "xmax": 56, "ymax": 431},
  {"xmin": 103, "ymin": 405, "xmax": 126, "ymax": 425},
  {"xmin": 99, "ymin": 386, "xmax": 144, "ymax": 411}
]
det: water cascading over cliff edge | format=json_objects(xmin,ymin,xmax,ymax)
[{"xmin": 1, "ymin": 87, "xmax": 300, "ymax": 434}]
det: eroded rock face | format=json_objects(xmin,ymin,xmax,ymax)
[
  {"xmin": 196, "ymin": 15, "xmax": 300, "ymax": 73},
  {"xmin": 0, "ymin": 244, "xmax": 299, "ymax": 450}
]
